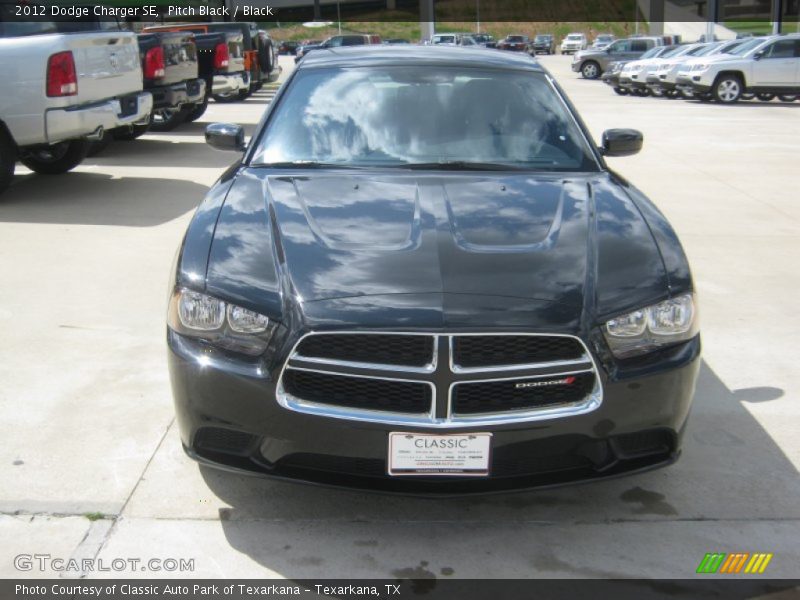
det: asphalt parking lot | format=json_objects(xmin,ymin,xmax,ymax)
[{"xmin": 1, "ymin": 53, "xmax": 798, "ymax": 579}]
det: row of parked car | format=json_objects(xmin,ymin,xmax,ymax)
[
  {"xmin": 571, "ymin": 33, "xmax": 800, "ymax": 104},
  {"xmin": 281, "ymin": 31, "xmax": 618, "ymax": 61},
  {"xmin": 0, "ymin": 13, "xmax": 281, "ymax": 194}
]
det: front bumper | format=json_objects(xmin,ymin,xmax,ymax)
[
  {"xmin": 168, "ymin": 327, "xmax": 700, "ymax": 495},
  {"xmin": 212, "ymin": 71, "xmax": 249, "ymax": 95},
  {"xmin": 45, "ymin": 91, "xmax": 153, "ymax": 145},
  {"xmin": 602, "ymin": 72, "xmax": 621, "ymax": 87},
  {"xmin": 150, "ymin": 78, "xmax": 206, "ymax": 110},
  {"xmin": 675, "ymin": 74, "xmax": 695, "ymax": 95}
]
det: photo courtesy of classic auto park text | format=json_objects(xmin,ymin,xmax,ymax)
[{"xmin": 0, "ymin": 0, "xmax": 798, "ymax": 592}]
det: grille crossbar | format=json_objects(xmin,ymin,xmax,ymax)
[{"xmin": 277, "ymin": 332, "xmax": 602, "ymax": 427}]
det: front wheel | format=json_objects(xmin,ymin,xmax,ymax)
[
  {"xmin": 613, "ymin": 87, "xmax": 628, "ymax": 95},
  {"xmin": 149, "ymin": 107, "xmax": 187, "ymax": 132},
  {"xmin": 0, "ymin": 133, "xmax": 15, "ymax": 194},
  {"xmin": 741, "ymin": 93, "xmax": 755, "ymax": 100},
  {"xmin": 756, "ymin": 93, "xmax": 776, "ymax": 102},
  {"xmin": 713, "ymin": 75, "xmax": 742, "ymax": 103},
  {"xmin": 581, "ymin": 61, "xmax": 600, "ymax": 80},
  {"xmin": 19, "ymin": 139, "xmax": 88, "ymax": 174}
]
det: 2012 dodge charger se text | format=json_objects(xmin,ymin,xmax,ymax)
[{"xmin": 167, "ymin": 47, "xmax": 700, "ymax": 494}]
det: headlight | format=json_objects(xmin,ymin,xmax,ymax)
[
  {"xmin": 168, "ymin": 288, "xmax": 275, "ymax": 356},
  {"xmin": 603, "ymin": 293, "xmax": 698, "ymax": 358},
  {"xmin": 692, "ymin": 64, "xmax": 708, "ymax": 71}
]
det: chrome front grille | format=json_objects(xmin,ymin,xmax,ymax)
[{"xmin": 276, "ymin": 332, "xmax": 602, "ymax": 427}]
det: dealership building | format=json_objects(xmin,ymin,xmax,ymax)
[{"xmin": 221, "ymin": 0, "xmax": 799, "ymax": 34}]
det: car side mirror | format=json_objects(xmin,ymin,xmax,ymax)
[
  {"xmin": 753, "ymin": 49, "xmax": 764, "ymax": 60},
  {"xmin": 601, "ymin": 129, "xmax": 643, "ymax": 157},
  {"xmin": 205, "ymin": 123, "xmax": 246, "ymax": 152}
]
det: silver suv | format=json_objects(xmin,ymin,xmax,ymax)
[
  {"xmin": 572, "ymin": 37, "xmax": 663, "ymax": 79},
  {"xmin": 683, "ymin": 34, "xmax": 800, "ymax": 103}
]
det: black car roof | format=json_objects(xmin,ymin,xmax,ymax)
[{"xmin": 298, "ymin": 45, "xmax": 544, "ymax": 71}]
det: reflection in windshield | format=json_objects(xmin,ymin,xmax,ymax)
[
  {"xmin": 730, "ymin": 38, "xmax": 764, "ymax": 56},
  {"xmin": 252, "ymin": 67, "xmax": 597, "ymax": 171}
]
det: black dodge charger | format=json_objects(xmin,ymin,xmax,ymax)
[{"xmin": 167, "ymin": 46, "xmax": 700, "ymax": 494}]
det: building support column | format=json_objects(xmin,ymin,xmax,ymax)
[
  {"xmin": 772, "ymin": 0, "xmax": 783, "ymax": 33},
  {"xmin": 420, "ymin": 0, "xmax": 434, "ymax": 43}
]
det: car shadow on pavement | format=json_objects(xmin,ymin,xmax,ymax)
[
  {"xmin": 199, "ymin": 359, "xmax": 797, "ymax": 578},
  {"xmin": 0, "ymin": 172, "xmax": 208, "ymax": 227},
  {"xmin": 84, "ymin": 137, "xmax": 236, "ymax": 169},
  {"xmin": 142, "ymin": 121, "xmax": 260, "ymax": 139}
]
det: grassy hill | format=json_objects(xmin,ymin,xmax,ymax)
[{"xmin": 266, "ymin": 21, "xmax": 640, "ymax": 43}]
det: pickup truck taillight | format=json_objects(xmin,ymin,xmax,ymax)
[
  {"xmin": 144, "ymin": 46, "xmax": 165, "ymax": 79},
  {"xmin": 46, "ymin": 51, "xmax": 77, "ymax": 97},
  {"xmin": 214, "ymin": 43, "xmax": 230, "ymax": 69}
]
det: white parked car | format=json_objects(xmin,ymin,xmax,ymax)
[
  {"xmin": 560, "ymin": 33, "xmax": 587, "ymax": 55},
  {"xmin": 678, "ymin": 35, "xmax": 800, "ymax": 102},
  {"xmin": 431, "ymin": 33, "xmax": 459, "ymax": 46},
  {"xmin": 0, "ymin": 16, "xmax": 152, "ymax": 193},
  {"xmin": 625, "ymin": 43, "xmax": 710, "ymax": 96},
  {"xmin": 657, "ymin": 39, "xmax": 749, "ymax": 97}
]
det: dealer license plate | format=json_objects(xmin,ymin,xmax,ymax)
[{"xmin": 388, "ymin": 432, "xmax": 492, "ymax": 476}]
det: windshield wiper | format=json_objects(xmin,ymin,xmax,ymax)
[
  {"xmin": 399, "ymin": 161, "xmax": 551, "ymax": 171},
  {"xmin": 253, "ymin": 161, "xmax": 370, "ymax": 170}
]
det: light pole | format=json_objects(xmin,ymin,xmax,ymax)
[{"xmin": 476, "ymin": 0, "xmax": 480, "ymax": 33}]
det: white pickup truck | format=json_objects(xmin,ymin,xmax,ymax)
[{"xmin": 0, "ymin": 16, "xmax": 153, "ymax": 193}]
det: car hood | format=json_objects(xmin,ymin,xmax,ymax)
[{"xmin": 203, "ymin": 170, "xmax": 671, "ymax": 321}]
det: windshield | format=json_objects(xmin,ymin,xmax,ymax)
[
  {"xmin": 507, "ymin": 36, "xmax": 525, "ymax": 42},
  {"xmin": 730, "ymin": 37, "xmax": 765, "ymax": 56},
  {"xmin": 252, "ymin": 66, "xmax": 598, "ymax": 172},
  {"xmin": 716, "ymin": 40, "xmax": 745, "ymax": 54},
  {"xmin": 434, "ymin": 35, "xmax": 455, "ymax": 43},
  {"xmin": 661, "ymin": 46, "xmax": 686, "ymax": 58},
  {"xmin": 640, "ymin": 47, "xmax": 662, "ymax": 58},
  {"xmin": 695, "ymin": 43, "xmax": 723, "ymax": 56},
  {"xmin": 597, "ymin": 35, "xmax": 614, "ymax": 42},
  {"xmin": 567, "ymin": 35, "xmax": 582, "ymax": 40}
]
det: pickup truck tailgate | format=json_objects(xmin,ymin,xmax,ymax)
[
  {"xmin": 66, "ymin": 32, "xmax": 143, "ymax": 103},
  {"xmin": 138, "ymin": 32, "xmax": 199, "ymax": 86}
]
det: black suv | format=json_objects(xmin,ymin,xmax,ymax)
[{"xmin": 531, "ymin": 34, "xmax": 555, "ymax": 54}]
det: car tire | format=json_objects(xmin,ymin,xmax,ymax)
[
  {"xmin": 778, "ymin": 94, "xmax": 797, "ymax": 102},
  {"xmin": 149, "ymin": 107, "xmax": 187, "ymax": 132},
  {"xmin": 0, "ymin": 132, "xmax": 16, "ymax": 194},
  {"xmin": 110, "ymin": 123, "xmax": 150, "ymax": 141},
  {"xmin": 613, "ymin": 87, "xmax": 628, "ymax": 95},
  {"xmin": 741, "ymin": 93, "xmax": 755, "ymax": 100},
  {"xmin": 581, "ymin": 61, "xmax": 601, "ymax": 80},
  {"xmin": 713, "ymin": 75, "xmax": 743, "ymax": 103},
  {"xmin": 756, "ymin": 93, "xmax": 775, "ymax": 102},
  {"xmin": 665, "ymin": 89, "xmax": 680, "ymax": 99},
  {"xmin": 182, "ymin": 97, "xmax": 209, "ymax": 123},
  {"xmin": 19, "ymin": 139, "xmax": 88, "ymax": 175}
]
